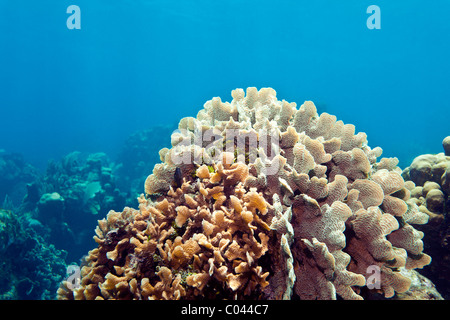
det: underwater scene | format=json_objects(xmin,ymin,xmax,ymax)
[{"xmin": 0, "ymin": 0, "xmax": 449, "ymax": 301}]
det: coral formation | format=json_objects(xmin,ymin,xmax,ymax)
[
  {"xmin": 115, "ymin": 125, "xmax": 175, "ymax": 203},
  {"xmin": 443, "ymin": 136, "xmax": 450, "ymax": 157},
  {"xmin": 0, "ymin": 129, "xmax": 173, "ymax": 300},
  {"xmin": 0, "ymin": 149, "xmax": 40, "ymax": 209},
  {"xmin": 402, "ymin": 136, "xmax": 450, "ymax": 299},
  {"xmin": 392, "ymin": 268, "xmax": 443, "ymax": 300},
  {"xmin": 20, "ymin": 152, "xmax": 129, "ymax": 261},
  {"xmin": 0, "ymin": 208, "xmax": 67, "ymax": 299},
  {"xmin": 58, "ymin": 88, "xmax": 432, "ymax": 300}
]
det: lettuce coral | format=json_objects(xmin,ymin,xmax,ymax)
[{"xmin": 58, "ymin": 87, "xmax": 432, "ymax": 300}]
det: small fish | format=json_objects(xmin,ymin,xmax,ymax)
[
  {"xmin": 174, "ymin": 167, "xmax": 183, "ymax": 189},
  {"xmin": 148, "ymin": 193, "xmax": 163, "ymax": 201}
]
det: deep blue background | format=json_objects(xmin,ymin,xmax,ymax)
[{"xmin": 1, "ymin": 0, "xmax": 449, "ymax": 170}]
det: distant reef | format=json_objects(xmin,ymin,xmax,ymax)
[
  {"xmin": 0, "ymin": 125, "xmax": 173, "ymax": 299},
  {"xmin": 0, "ymin": 208, "xmax": 66, "ymax": 299},
  {"xmin": 115, "ymin": 125, "xmax": 176, "ymax": 203},
  {"xmin": 0, "ymin": 149, "xmax": 40, "ymax": 208},
  {"xmin": 402, "ymin": 136, "xmax": 450, "ymax": 299}
]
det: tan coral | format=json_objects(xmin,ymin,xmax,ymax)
[
  {"xmin": 348, "ymin": 179, "xmax": 384, "ymax": 209},
  {"xmin": 372, "ymin": 169, "xmax": 404, "ymax": 196},
  {"xmin": 243, "ymin": 189, "xmax": 268, "ymax": 215},
  {"xmin": 58, "ymin": 87, "xmax": 432, "ymax": 301},
  {"xmin": 196, "ymin": 164, "xmax": 211, "ymax": 180},
  {"xmin": 175, "ymin": 205, "xmax": 194, "ymax": 227},
  {"xmin": 329, "ymin": 148, "xmax": 371, "ymax": 181},
  {"xmin": 351, "ymin": 207, "xmax": 400, "ymax": 262}
]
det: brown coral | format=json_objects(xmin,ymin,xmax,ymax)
[{"xmin": 58, "ymin": 87, "xmax": 432, "ymax": 300}]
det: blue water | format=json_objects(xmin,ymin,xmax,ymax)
[
  {"xmin": 1, "ymin": 0, "xmax": 449, "ymax": 170},
  {"xmin": 1, "ymin": 0, "xmax": 449, "ymax": 301}
]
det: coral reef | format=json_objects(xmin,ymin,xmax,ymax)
[
  {"xmin": 21, "ymin": 151, "xmax": 128, "ymax": 261},
  {"xmin": 393, "ymin": 269, "xmax": 443, "ymax": 300},
  {"xmin": 0, "ymin": 149, "xmax": 40, "ymax": 209},
  {"xmin": 58, "ymin": 88, "xmax": 432, "ymax": 300},
  {"xmin": 0, "ymin": 208, "xmax": 67, "ymax": 299},
  {"xmin": 402, "ymin": 136, "xmax": 450, "ymax": 299},
  {"xmin": 0, "ymin": 127, "xmax": 172, "ymax": 300},
  {"xmin": 443, "ymin": 136, "xmax": 450, "ymax": 157},
  {"xmin": 115, "ymin": 125, "xmax": 175, "ymax": 205}
]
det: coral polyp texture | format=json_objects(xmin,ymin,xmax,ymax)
[{"xmin": 57, "ymin": 87, "xmax": 432, "ymax": 300}]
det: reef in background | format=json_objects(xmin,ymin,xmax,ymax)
[
  {"xmin": 0, "ymin": 149, "xmax": 40, "ymax": 209},
  {"xmin": 18, "ymin": 152, "xmax": 129, "ymax": 262},
  {"xmin": 115, "ymin": 125, "xmax": 175, "ymax": 206},
  {"xmin": 0, "ymin": 208, "xmax": 66, "ymax": 299},
  {"xmin": 0, "ymin": 129, "xmax": 172, "ymax": 299},
  {"xmin": 57, "ymin": 88, "xmax": 437, "ymax": 300},
  {"xmin": 402, "ymin": 136, "xmax": 450, "ymax": 299}
]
